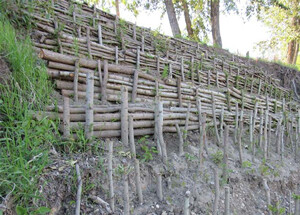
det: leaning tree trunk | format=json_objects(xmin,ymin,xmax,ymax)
[
  {"xmin": 181, "ymin": 0, "xmax": 194, "ymax": 39},
  {"xmin": 164, "ymin": 0, "xmax": 181, "ymax": 37},
  {"xmin": 287, "ymin": 16, "xmax": 299, "ymax": 65},
  {"xmin": 287, "ymin": 39, "xmax": 299, "ymax": 65},
  {"xmin": 115, "ymin": 0, "xmax": 120, "ymax": 18},
  {"xmin": 210, "ymin": 0, "xmax": 222, "ymax": 48}
]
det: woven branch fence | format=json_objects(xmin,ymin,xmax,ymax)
[{"xmin": 16, "ymin": 0, "xmax": 299, "ymax": 139}]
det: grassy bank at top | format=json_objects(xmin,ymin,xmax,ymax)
[{"xmin": 0, "ymin": 5, "xmax": 59, "ymax": 214}]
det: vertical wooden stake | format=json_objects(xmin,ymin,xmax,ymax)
[
  {"xmin": 132, "ymin": 69, "xmax": 139, "ymax": 103},
  {"xmin": 75, "ymin": 164, "xmax": 82, "ymax": 215},
  {"xmin": 225, "ymin": 186, "xmax": 230, "ymax": 215},
  {"xmin": 275, "ymin": 116, "xmax": 283, "ymax": 154},
  {"xmin": 129, "ymin": 116, "xmax": 143, "ymax": 203},
  {"xmin": 259, "ymin": 109, "xmax": 264, "ymax": 149},
  {"xmin": 184, "ymin": 190, "xmax": 191, "ymax": 215},
  {"xmin": 289, "ymin": 190, "xmax": 292, "ymax": 215},
  {"xmin": 238, "ymin": 120, "xmax": 244, "ymax": 165},
  {"xmin": 181, "ymin": 57, "xmax": 185, "ymax": 81},
  {"xmin": 212, "ymin": 94, "xmax": 221, "ymax": 146},
  {"xmin": 123, "ymin": 173, "xmax": 130, "ymax": 215},
  {"xmin": 108, "ymin": 141, "xmax": 115, "ymax": 212},
  {"xmin": 133, "ymin": 24, "xmax": 136, "ymax": 40},
  {"xmin": 184, "ymin": 103, "xmax": 191, "ymax": 143},
  {"xmin": 220, "ymin": 106, "xmax": 224, "ymax": 142},
  {"xmin": 121, "ymin": 86, "xmax": 129, "ymax": 147},
  {"xmin": 264, "ymin": 110, "xmax": 268, "ymax": 160},
  {"xmin": 86, "ymin": 27, "xmax": 92, "ymax": 59},
  {"xmin": 85, "ymin": 72, "xmax": 94, "ymax": 140},
  {"xmin": 136, "ymin": 46, "xmax": 140, "ymax": 69},
  {"xmin": 213, "ymin": 168, "xmax": 220, "ymax": 215},
  {"xmin": 207, "ymin": 70, "xmax": 211, "ymax": 87},
  {"xmin": 141, "ymin": 35, "xmax": 145, "ymax": 52},
  {"xmin": 74, "ymin": 59, "xmax": 79, "ymax": 103},
  {"xmin": 250, "ymin": 110, "xmax": 254, "ymax": 149},
  {"xmin": 234, "ymin": 102, "xmax": 239, "ymax": 144},
  {"xmin": 115, "ymin": 46, "xmax": 118, "ymax": 65},
  {"xmin": 157, "ymin": 100, "xmax": 167, "ymax": 164},
  {"xmin": 168, "ymin": 63, "xmax": 173, "ymax": 79},
  {"xmin": 156, "ymin": 170, "xmax": 163, "ymax": 201},
  {"xmin": 281, "ymin": 125, "xmax": 285, "ymax": 162},
  {"xmin": 216, "ymin": 72, "xmax": 219, "ymax": 88},
  {"xmin": 262, "ymin": 179, "xmax": 271, "ymax": 215},
  {"xmin": 268, "ymin": 115, "xmax": 272, "ymax": 158},
  {"xmin": 175, "ymin": 123, "xmax": 184, "ymax": 156},
  {"xmin": 154, "ymin": 97, "xmax": 162, "ymax": 156},
  {"xmin": 101, "ymin": 60, "xmax": 108, "ymax": 103},
  {"xmin": 97, "ymin": 59, "xmax": 102, "ymax": 87},
  {"xmin": 63, "ymin": 96, "xmax": 70, "ymax": 138},
  {"xmin": 223, "ymin": 125, "xmax": 229, "ymax": 182},
  {"xmin": 156, "ymin": 55, "xmax": 160, "ymax": 75},
  {"xmin": 177, "ymin": 77, "xmax": 182, "ymax": 107},
  {"xmin": 258, "ymin": 79, "xmax": 262, "ymax": 95},
  {"xmin": 191, "ymin": 57, "xmax": 194, "ymax": 83},
  {"xmin": 98, "ymin": 23, "xmax": 103, "ymax": 45}
]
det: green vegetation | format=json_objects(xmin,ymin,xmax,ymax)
[
  {"xmin": 0, "ymin": 13, "xmax": 58, "ymax": 213},
  {"xmin": 211, "ymin": 150, "xmax": 223, "ymax": 165},
  {"xmin": 137, "ymin": 135, "xmax": 158, "ymax": 162}
]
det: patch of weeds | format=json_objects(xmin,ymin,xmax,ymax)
[
  {"xmin": 162, "ymin": 64, "xmax": 169, "ymax": 79},
  {"xmin": 268, "ymin": 204, "xmax": 285, "ymax": 215},
  {"xmin": 259, "ymin": 163, "xmax": 271, "ymax": 176},
  {"xmin": 137, "ymin": 135, "xmax": 158, "ymax": 162},
  {"xmin": 242, "ymin": 161, "xmax": 252, "ymax": 168},
  {"xmin": 185, "ymin": 152, "xmax": 197, "ymax": 162},
  {"xmin": 211, "ymin": 150, "xmax": 223, "ymax": 165}
]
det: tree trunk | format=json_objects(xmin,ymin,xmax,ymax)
[
  {"xmin": 287, "ymin": 16, "xmax": 299, "ymax": 65},
  {"xmin": 181, "ymin": 0, "xmax": 194, "ymax": 38},
  {"xmin": 115, "ymin": 0, "xmax": 120, "ymax": 18},
  {"xmin": 287, "ymin": 39, "xmax": 299, "ymax": 65},
  {"xmin": 164, "ymin": 0, "xmax": 181, "ymax": 37},
  {"xmin": 210, "ymin": 0, "xmax": 222, "ymax": 48}
]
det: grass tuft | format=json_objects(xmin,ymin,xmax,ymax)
[{"xmin": 0, "ymin": 13, "xmax": 58, "ymax": 213}]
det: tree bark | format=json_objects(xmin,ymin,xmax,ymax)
[
  {"xmin": 210, "ymin": 0, "xmax": 222, "ymax": 48},
  {"xmin": 115, "ymin": 0, "xmax": 120, "ymax": 18},
  {"xmin": 164, "ymin": 0, "xmax": 181, "ymax": 37},
  {"xmin": 287, "ymin": 39, "xmax": 299, "ymax": 65},
  {"xmin": 181, "ymin": 0, "xmax": 194, "ymax": 38}
]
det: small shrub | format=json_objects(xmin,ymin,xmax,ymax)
[{"xmin": 211, "ymin": 150, "xmax": 223, "ymax": 165}]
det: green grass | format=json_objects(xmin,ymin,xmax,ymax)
[{"xmin": 0, "ymin": 13, "xmax": 58, "ymax": 213}]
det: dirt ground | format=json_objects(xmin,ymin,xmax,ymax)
[{"xmin": 35, "ymin": 128, "xmax": 300, "ymax": 215}]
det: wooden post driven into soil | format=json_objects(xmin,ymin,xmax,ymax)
[
  {"xmin": 63, "ymin": 96, "xmax": 70, "ymax": 138},
  {"xmin": 223, "ymin": 125, "xmax": 229, "ymax": 182},
  {"xmin": 108, "ymin": 141, "xmax": 115, "ymax": 212},
  {"xmin": 175, "ymin": 123, "xmax": 184, "ymax": 156},
  {"xmin": 213, "ymin": 168, "xmax": 220, "ymax": 215},
  {"xmin": 74, "ymin": 59, "xmax": 79, "ymax": 103},
  {"xmin": 121, "ymin": 86, "xmax": 129, "ymax": 146},
  {"xmin": 132, "ymin": 69, "xmax": 139, "ymax": 103},
  {"xmin": 101, "ymin": 60, "xmax": 108, "ymax": 103},
  {"xmin": 85, "ymin": 71, "xmax": 94, "ymax": 140},
  {"xmin": 184, "ymin": 190, "xmax": 191, "ymax": 215},
  {"xmin": 225, "ymin": 186, "xmax": 230, "ymax": 215},
  {"xmin": 75, "ymin": 164, "xmax": 82, "ymax": 215},
  {"xmin": 262, "ymin": 178, "xmax": 271, "ymax": 215},
  {"xmin": 128, "ymin": 115, "xmax": 143, "ymax": 204},
  {"xmin": 156, "ymin": 99, "xmax": 167, "ymax": 164},
  {"xmin": 123, "ymin": 172, "xmax": 130, "ymax": 215},
  {"xmin": 212, "ymin": 94, "xmax": 221, "ymax": 146}
]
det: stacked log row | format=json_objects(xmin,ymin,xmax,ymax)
[{"xmin": 36, "ymin": 49, "xmax": 299, "ymax": 138}]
